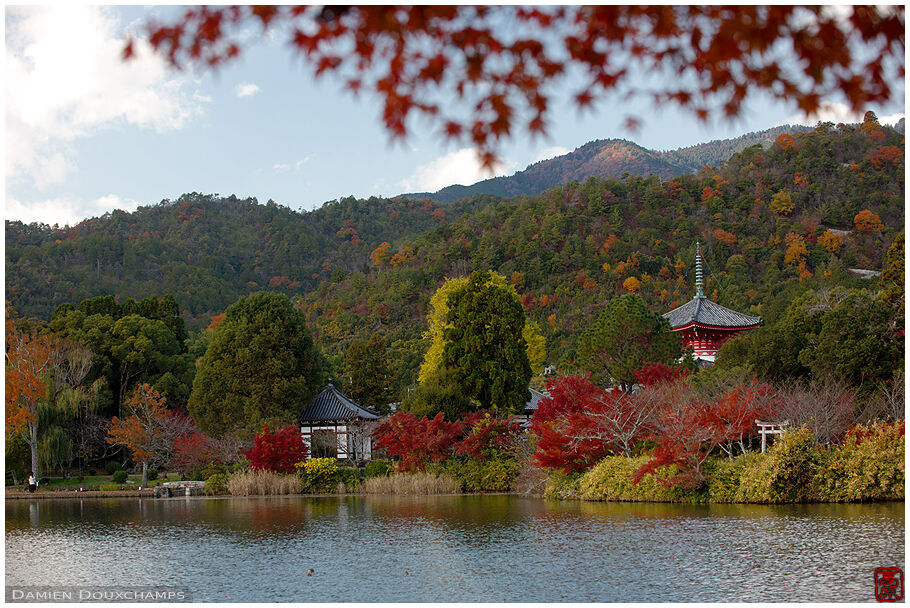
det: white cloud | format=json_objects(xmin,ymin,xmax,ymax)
[
  {"xmin": 235, "ymin": 82, "xmax": 261, "ymax": 98},
  {"xmin": 273, "ymin": 157, "xmax": 312, "ymax": 172},
  {"xmin": 786, "ymin": 101, "xmax": 905, "ymax": 126},
  {"xmin": 398, "ymin": 148, "xmax": 516, "ymax": 192},
  {"xmin": 533, "ymin": 146, "xmax": 570, "ymax": 163},
  {"xmin": 6, "ymin": 194, "xmax": 141, "ymax": 228},
  {"xmin": 879, "ymin": 113, "xmax": 906, "ymax": 127},
  {"xmin": 90, "ymin": 194, "xmax": 141, "ymax": 215},
  {"xmin": 5, "ymin": 6, "xmax": 207, "ymax": 189},
  {"xmin": 787, "ymin": 101, "xmax": 864, "ymax": 125}
]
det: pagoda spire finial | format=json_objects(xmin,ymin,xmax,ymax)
[{"xmin": 695, "ymin": 242, "xmax": 705, "ymax": 299}]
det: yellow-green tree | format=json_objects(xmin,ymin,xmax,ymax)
[
  {"xmin": 418, "ymin": 272, "xmax": 546, "ymax": 383},
  {"xmin": 769, "ymin": 189, "xmax": 795, "ymax": 215}
]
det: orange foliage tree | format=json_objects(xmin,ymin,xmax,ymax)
[
  {"xmin": 106, "ymin": 383, "xmax": 171, "ymax": 487},
  {"xmin": 369, "ymin": 241, "xmax": 391, "ymax": 266},
  {"xmin": 623, "ymin": 276, "xmax": 642, "ymax": 293},
  {"xmin": 130, "ymin": 6, "xmax": 904, "ymax": 166},
  {"xmin": 713, "ymin": 228, "xmax": 737, "ymax": 246},
  {"xmin": 784, "ymin": 232, "xmax": 808, "ymax": 266},
  {"xmin": 818, "ymin": 229, "xmax": 844, "ymax": 254},
  {"xmin": 868, "ymin": 145, "xmax": 904, "ymax": 171},
  {"xmin": 854, "ymin": 209, "xmax": 884, "ymax": 233},
  {"xmin": 774, "ymin": 133, "xmax": 799, "ymax": 151},
  {"xmin": 6, "ymin": 311, "xmax": 53, "ymax": 478}
]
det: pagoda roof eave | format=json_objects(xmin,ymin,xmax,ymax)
[
  {"xmin": 663, "ymin": 296, "xmax": 762, "ymax": 330},
  {"xmin": 672, "ymin": 320, "xmax": 762, "ymax": 333}
]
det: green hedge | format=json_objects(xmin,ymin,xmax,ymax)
[
  {"xmin": 204, "ymin": 473, "xmax": 229, "ymax": 495},
  {"xmin": 430, "ymin": 457, "xmax": 520, "ymax": 492},
  {"xmin": 735, "ymin": 427, "xmax": 819, "ymax": 503},
  {"xmin": 364, "ymin": 459, "xmax": 394, "ymax": 479}
]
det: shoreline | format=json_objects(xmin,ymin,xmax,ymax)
[{"xmin": 5, "ymin": 488, "xmax": 904, "ymax": 505}]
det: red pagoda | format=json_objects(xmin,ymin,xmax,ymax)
[{"xmin": 662, "ymin": 243, "xmax": 761, "ymax": 363}]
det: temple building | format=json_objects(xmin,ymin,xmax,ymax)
[
  {"xmin": 662, "ymin": 243, "xmax": 762, "ymax": 364},
  {"xmin": 298, "ymin": 384, "xmax": 381, "ymax": 462}
]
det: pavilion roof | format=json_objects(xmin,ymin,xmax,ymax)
[
  {"xmin": 524, "ymin": 387, "xmax": 548, "ymax": 414},
  {"xmin": 298, "ymin": 384, "xmax": 380, "ymax": 422}
]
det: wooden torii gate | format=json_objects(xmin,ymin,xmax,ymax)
[{"xmin": 755, "ymin": 420, "xmax": 789, "ymax": 453}]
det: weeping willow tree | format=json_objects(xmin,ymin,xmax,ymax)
[{"xmin": 37, "ymin": 337, "xmax": 99, "ymax": 475}]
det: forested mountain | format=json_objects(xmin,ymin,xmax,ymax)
[
  {"xmin": 400, "ymin": 125, "xmax": 814, "ymax": 204},
  {"xmin": 6, "ymin": 119, "xmax": 904, "ymax": 398},
  {"xmin": 6, "ymin": 193, "xmax": 486, "ymax": 324}
]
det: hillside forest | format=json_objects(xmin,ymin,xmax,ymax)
[{"xmin": 5, "ymin": 115, "xmax": 905, "ymax": 482}]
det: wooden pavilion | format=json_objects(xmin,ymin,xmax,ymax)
[{"xmin": 298, "ymin": 384, "xmax": 381, "ymax": 462}]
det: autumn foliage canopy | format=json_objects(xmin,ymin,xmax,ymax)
[
  {"xmin": 5, "ymin": 312, "xmax": 52, "ymax": 434},
  {"xmin": 130, "ymin": 5, "xmax": 904, "ymax": 166},
  {"xmin": 532, "ymin": 372, "xmax": 775, "ymax": 484},
  {"xmin": 374, "ymin": 410, "xmax": 523, "ymax": 472}
]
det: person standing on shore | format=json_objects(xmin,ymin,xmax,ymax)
[{"xmin": 27, "ymin": 474, "xmax": 37, "ymax": 493}]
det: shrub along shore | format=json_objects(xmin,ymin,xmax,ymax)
[
  {"xmin": 546, "ymin": 423, "xmax": 904, "ymax": 503},
  {"xmin": 8, "ymin": 423, "xmax": 901, "ymax": 504}
]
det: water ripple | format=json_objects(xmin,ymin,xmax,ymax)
[{"xmin": 6, "ymin": 496, "xmax": 903, "ymax": 602}]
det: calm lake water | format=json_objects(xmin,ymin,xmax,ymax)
[{"xmin": 5, "ymin": 495, "xmax": 904, "ymax": 602}]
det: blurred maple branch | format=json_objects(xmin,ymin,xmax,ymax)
[{"xmin": 126, "ymin": 5, "xmax": 905, "ymax": 167}]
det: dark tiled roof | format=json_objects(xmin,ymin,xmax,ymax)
[
  {"xmin": 298, "ymin": 384, "xmax": 380, "ymax": 422},
  {"xmin": 663, "ymin": 296, "xmax": 762, "ymax": 330},
  {"xmin": 524, "ymin": 387, "xmax": 548, "ymax": 413}
]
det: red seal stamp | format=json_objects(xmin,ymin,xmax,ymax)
[{"xmin": 875, "ymin": 567, "xmax": 904, "ymax": 602}]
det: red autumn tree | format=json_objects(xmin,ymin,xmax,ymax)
[
  {"xmin": 107, "ymin": 383, "xmax": 172, "ymax": 487},
  {"xmin": 532, "ymin": 374, "xmax": 657, "ymax": 471},
  {"xmin": 705, "ymin": 381, "xmax": 777, "ymax": 458},
  {"xmin": 171, "ymin": 430, "xmax": 223, "ymax": 476},
  {"xmin": 374, "ymin": 411, "xmax": 465, "ymax": 472},
  {"xmin": 632, "ymin": 363, "xmax": 690, "ymax": 387},
  {"xmin": 130, "ymin": 6, "xmax": 904, "ymax": 166},
  {"xmin": 242, "ymin": 425, "xmax": 309, "ymax": 474},
  {"xmin": 632, "ymin": 382, "xmax": 724, "ymax": 488},
  {"xmin": 532, "ymin": 374, "xmax": 596, "ymax": 423}
]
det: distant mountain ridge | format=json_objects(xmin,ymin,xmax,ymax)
[{"xmin": 399, "ymin": 124, "xmax": 815, "ymax": 204}]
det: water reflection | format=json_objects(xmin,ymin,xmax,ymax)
[{"xmin": 6, "ymin": 496, "xmax": 904, "ymax": 602}]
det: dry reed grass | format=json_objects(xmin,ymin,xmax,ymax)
[
  {"xmin": 226, "ymin": 469, "xmax": 302, "ymax": 495},
  {"xmin": 360, "ymin": 472, "xmax": 460, "ymax": 495}
]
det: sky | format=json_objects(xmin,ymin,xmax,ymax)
[{"xmin": 4, "ymin": 5, "xmax": 906, "ymax": 228}]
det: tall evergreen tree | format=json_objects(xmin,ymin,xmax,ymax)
[
  {"xmin": 188, "ymin": 292, "xmax": 326, "ymax": 439},
  {"xmin": 441, "ymin": 270, "xmax": 531, "ymax": 414},
  {"xmin": 343, "ymin": 333, "xmax": 392, "ymax": 414}
]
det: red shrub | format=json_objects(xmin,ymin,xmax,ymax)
[
  {"xmin": 453, "ymin": 412, "xmax": 523, "ymax": 460},
  {"xmin": 242, "ymin": 425, "xmax": 309, "ymax": 473}
]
